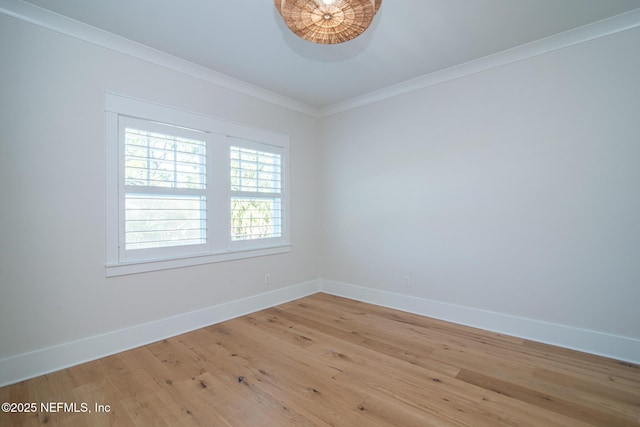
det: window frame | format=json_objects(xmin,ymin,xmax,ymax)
[
  {"xmin": 105, "ymin": 93, "xmax": 290, "ymax": 277},
  {"xmin": 119, "ymin": 116, "xmax": 212, "ymax": 261},
  {"xmin": 228, "ymin": 138, "xmax": 286, "ymax": 249}
]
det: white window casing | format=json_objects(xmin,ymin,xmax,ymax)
[
  {"xmin": 229, "ymin": 138, "xmax": 287, "ymax": 249},
  {"xmin": 105, "ymin": 93, "xmax": 290, "ymax": 276}
]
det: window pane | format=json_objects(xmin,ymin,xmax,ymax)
[
  {"xmin": 125, "ymin": 128, "xmax": 206, "ymax": 189},
  {"xmin": 230, "ymin": 146, "xmax": 281, "ymax": 193},
  {"xmin": 230, "ymin": 197, "xmax": 281, "ymax": 241},
  {"xmin": 125, "ymin": 194, "xmax": 206, "ymax": 250}
]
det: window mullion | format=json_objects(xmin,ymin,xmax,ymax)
[
  {"xmin": 209, "ymin": 133, "xmax": 229, "ymax": 253},
  {"xmin": 230, "ymin": 190, "xmax": 280, "ymax": 199},
  {"xmin": 125, "ymin": 185, "xmax": 204, "ymax": 197}
]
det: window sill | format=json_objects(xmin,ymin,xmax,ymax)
[{"xmin": 105, "ymin": 245, "xmax": 290, "ymax": 277}]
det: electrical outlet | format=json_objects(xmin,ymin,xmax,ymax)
[
  {"xmin": 404, "ymin": 274, "xmax": 412, "ymax": 287},
  {"xmin": 264, "ymin": 274, "xmax": 271, "ymax": 285}
]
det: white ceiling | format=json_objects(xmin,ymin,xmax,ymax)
[{"xmin": 18, "ymin": 0, "xmax": 640, "ymax": 109}]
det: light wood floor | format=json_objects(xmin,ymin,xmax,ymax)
[{"xmin": 1, "ymin": 293, "xmax": 639, "ymax": 426}]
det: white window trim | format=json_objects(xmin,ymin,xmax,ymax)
[
  {"xmin": 105, "ymin": 92, "xmax": 290, "ymax": 277},
  {"xmin": 228, "ymin": 138, "xmax": 287, "ymax": 249},
  {"xmin": 118, "ymin": 116, "xmax": 212, "ymax": 261}
]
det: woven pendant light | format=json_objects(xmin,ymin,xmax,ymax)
[{"xmin": 275, "ymin": 0, "xmax": 382, "ymax": 44}]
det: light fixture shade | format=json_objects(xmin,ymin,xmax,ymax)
[{"xmin": 275, "ymin": 0, "xmax": 382, "ymax": 44}]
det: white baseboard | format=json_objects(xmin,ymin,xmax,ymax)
[
  {"xmin": 3, "ymin": 278, "xmax": 637, "ymax": 387},
  {"xmin": 0, "ymin": 280, "xmax": 320, "ymax": 387},
  {"xmin": 320, "ymin": 279, "xmax": 640, "ymax": 365}
]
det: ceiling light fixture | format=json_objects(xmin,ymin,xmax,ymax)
[{"xmin": 274, "ymin": 0, "xmax": 382, "ymax": 44}]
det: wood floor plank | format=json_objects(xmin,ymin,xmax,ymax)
[
  {"xmin": 174, "ymin": 330, "xmax": 326, "ymax": 427},
  {"xmin": 268, "ymin": 304, "xmax": 462, "ymax": 377},
  {"xmin": 234, "ymin": 305, "xmax": 591, "ymax": 426},
  {"xmin": 120, "ymin": 347, "xmax": 231, "ymax": 427},
  {"xmin": 456, "ymin": 368, "xmax": 636, "ymax": 426},
  {"xmin": 1, "ymin": 293, "xmax": 638, "ymax": 426},
  {"xmin": 533, "ymin": 367, "xmax": 640, "ymax": 407},
  {"xmin": 203, "ymin": 319, "xmax": 388, "ymax": 426}
]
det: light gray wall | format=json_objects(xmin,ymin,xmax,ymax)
[
  {"xmin": 1, "ymin": 10, "xmax": 639, "ymax": 368},
  {"xmin": 0, "ymin": 14, "xmax": 320, "ymax": 360},
  {"xmin": 319, "ymin": 27, "xmax": 640, "ymax": 339}
]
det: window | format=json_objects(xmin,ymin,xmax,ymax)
[
  {"xmin": 106, "ymin": 93, "xmax": 289, "ymax": 276},
  {"xmin": 121, "ymin": 118, "xmax": 209, "ymax": 260},
  {"xmin": 230, "ymin": 141, "xmax": 283, "ymax": 242}
]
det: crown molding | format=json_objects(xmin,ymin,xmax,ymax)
[
  {"xmin": 2, "ymin": 1, "xmax": 639, "ymax": 119},
  {"xmin": 319, "ymin": 7, "xmax": 640, "ymax": 117},
  {"xmin": 0, "ymin": 0, "xmax": 321, "ymax": 117}
]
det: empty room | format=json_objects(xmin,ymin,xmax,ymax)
[{"xmin": 1, "ymin": 0, "xmax": 639, "ymax": 425}]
